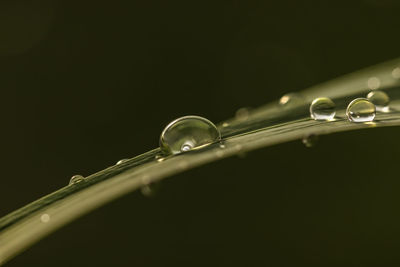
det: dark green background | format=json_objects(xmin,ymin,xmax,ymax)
[{"xmin": 1, "ymin": 1, "xmax": 400, "ymax": 266}]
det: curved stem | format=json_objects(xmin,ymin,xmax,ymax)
[{"xmin": 1, "ymin": 58, "xmax": 400, "ymax": 265}]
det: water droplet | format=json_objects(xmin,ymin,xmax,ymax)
[
  {"xmin": 141, "ymin": 182, "xmax": 161, "ymax": 198},
  {"xmin": 366, "ymin": 90, "xmax": 390, "ymax": 111},
  {"xmin": 309, "ymin": 97, "xmax": 336, "ymax": 121},
  {"xmin": 160, "ymin": 115, "xmax": 221, "ymax": 155},
  {"xmin": 40, "ymin": 214, "xmax": 50, "ymax": 223},
  {"xmin": 279, "ymin": 93, "xmax": 305, "ymax": 107},
  {"xmin": 116, "ymin": 159, "xmax": 129, "ymax": 165},
  {"xmin": 302, "ymin": 134, "xmax": 319, "ymax": 148},
  {"xmin": 392, "ymin": 67, "xmax": 400, "ymax": 79},
  {"xmin": 367, "ymin": 77, "xmax": 380, "ymax": 90},
  {"xmin": 346, "ymin": 98, "xmax": 376, "ymax": 122},
  {"xmin": 155, "ymin": 154, "xmax": 165, "ymax": 162},
  {"xmin": 69, "ymin": 175, "xmax": 85, "ymax": 185},
  {"xmin": 235, "ymin": 107, "xmax": 250, "ymax": 121}
]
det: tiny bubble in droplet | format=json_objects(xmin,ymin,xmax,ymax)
[
  {"xmin": 181, "ymin": 142, "xmax": 193, "ymax": 152},
  {"xmin": 309, "ymin": 97, "xmax": 336, "ymax": 121},
  {"xmin": 346, "ymin": 98, "xmax": 376, "ymax": 123}
]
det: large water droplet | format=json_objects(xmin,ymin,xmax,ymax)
[
  {"xmin": 309, "ymin": 97, "xmax": 336, "ymax": 121},
  {"xmin": 302, "ymin": 134, "xmax": 319, "ymax": 148},
  {"xmin": 346, "ymin": 98, "xmax": 376, "ymax": 122},
  {"xmin": 366, "ymin": 90, "xmax": 389, "ymax": 111},
  {"xmin": 160, "ymin": 115, "xmax": 221, "ymax": 155},
  {"xmin": 69, "ymin": 175, "xmax": 85, "ymax": 185}
]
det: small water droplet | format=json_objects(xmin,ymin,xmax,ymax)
[
  {"xmin": 116, "ymin": 159, "xmax": 129, "ymax": 165},
  {"xmin": 302, "ymin": 134, "xmax": 319, "ymax": 148},
  {"xmin": 160, "ymin": 115, "xmax": 221, "ymax": 155},
  {"xmin": 367, "ymin": 77, "xmax": 380, "ymax": 90},
  {"xmin": 392, "ymin": 67, "xmax": 400, "ymax": 79},
  {"xmin": 346, "ymin": 98, "xmax": 376, "ymax": 122},
  {"xmin": 366, "ymin": 90, "xmax": 390, "ymax": 111},
  {"xmin": 279, "ymin": 93, "xmax": 305, "ymax": 107},
  {"xmin": 235, "ymin": 107, "xmax": 250, "ymax": 121},
  {"xmin": 40, "ymin": 214, "xmax": 50, "ymax": 223},
  {"xmin": 309, "ymin": 97, "xmax": 336, "ymax": 121},
  {"xmin": 155, "ymin": 154, "xmax": 165, "ymax": 162},
  {"xmin": 141, "ymin": 183, "xmax": 161, "ymax": 198},
  {"xmin": 69, "ymin": 175, "xmax": 85, "ymax": 185}
]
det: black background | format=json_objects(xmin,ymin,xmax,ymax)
[{"xmin": 2, "ymin": 1, "xmax": 400, "ymax": 266}]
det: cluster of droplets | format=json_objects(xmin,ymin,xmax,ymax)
[
  {"xmin": 307, "ymin": 91, "xmax": 390, "ymax": 123},
  {"xmin": 68, "ymin": 74, "xmax": 396, "ymax": 186},
  {"xmin": 300, "ymin": 82, "xmax": 391, "ymax": 147}
]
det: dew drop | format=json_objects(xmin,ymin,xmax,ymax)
[
  {"xmin": 392, "ymin": 67, "xmax": 400, "ymax": 79},
  {"xmin": 40, "ymin": 214, "xmax": 50, "ymax": 223},
  {"xmin": 309, "ymin": 97, "xmax": 336, "ymax": 121},
  {"xmin": 69, "ymin": 175, "xmax": 85, "ymax": 185},
  {"xmin": 155, "ymin": 154, "xmax": 165, "ymax": 162},
  {"xmin": 346, "ymin": 98, "xmax": 376, "ymax": 122},
  {"xmin": 160, "ymin": 115, "xmax": 221, "ymax": 155},
  {"xmin": 235, "ymin": 107, "xmax": 250, "ymax": 121},
  {"xmin": 367, "ymin": 77, "xmax": 380, "ymax": 90},
  {"xmin": 116, "ymin": 159, "xmax": 129, "ymax": 165},
  {"xmin": 302, "ymin": 134, "xmax": 319, "ymax": 148},
  {"xmin": 366, "ymin": 90, "xmax": 390, "ymax": 111},
  {"xmin": 279, "ymin": 93, "xmax": 305, "ymax": 107},
  {"xmin": 141, "ymin": 182, "xmax": 161, "ymax": 198}
]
